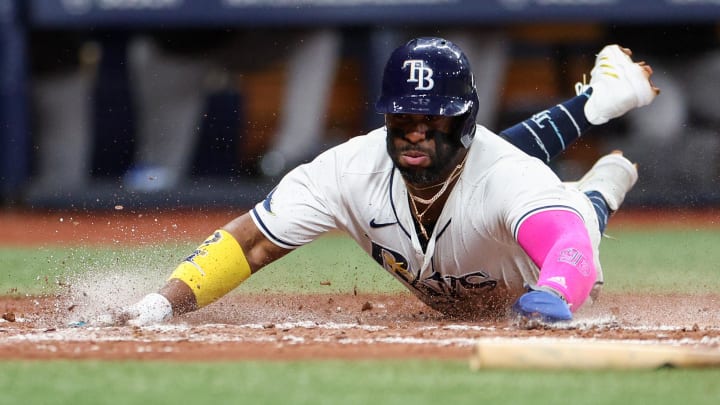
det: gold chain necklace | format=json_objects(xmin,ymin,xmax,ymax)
[
  {"xmin": 406, "ymin": 155, "xmax": 467, "ymax": 239},
  {"xmin": 407, "ymin": 194, "xmax": 433, "ymax": 240}
]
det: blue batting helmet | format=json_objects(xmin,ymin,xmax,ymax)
[{"xmin": 375, "ymin": 37, "xmax": 480, "ymax": 148}]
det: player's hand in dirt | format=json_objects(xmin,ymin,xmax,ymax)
[
  {"xmin": 512, "ymin": 289, "xmax": 572, "ymax": 323},
  {"xmin": 91, "ymin": 293, "xmax": 173, "ymax": 327}
]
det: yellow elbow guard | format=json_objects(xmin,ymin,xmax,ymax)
[{"xmin": 169, "ymin": 230, "xmax": 251, "ymax": 308}]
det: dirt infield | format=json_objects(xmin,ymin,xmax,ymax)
[{"xmin": 1, "ymin": 208, "xmax": 719, "ymax": 361}]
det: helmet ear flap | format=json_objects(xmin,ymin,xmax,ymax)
[
  {"xmin": 459, "ymin": 92, "xmax": 479, "ymax": 148},
  {"xmin": 459, "ymin": 123, "xmax": 476, "ymax": 149}
]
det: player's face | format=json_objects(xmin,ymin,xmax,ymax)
[{"xmin": 385, "ymin": 114, "xmax": 465, "ymax": 186}]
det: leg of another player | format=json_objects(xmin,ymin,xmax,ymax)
[{"xmin": 260, "ymin": 29, "xmax": 341, "ymax": 176}]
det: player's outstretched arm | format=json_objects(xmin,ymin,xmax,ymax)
[
  {"xmin": 511, "ymin": 209, "xmax": 597, "ymax": 323},
  {"xmin": 101, "ymin": 213, "xmax": 291, "ymax": 326},
  {"xmin": 499, "ymin": 44, "xmax": 660, "ymax": 163}
]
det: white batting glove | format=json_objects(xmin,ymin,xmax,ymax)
[
  {"xmin": 91, "ymin": 293, "xmax": 173, "ymax": 327},
  {"xmin": 124, "ymin": 293, "xmax": 173, "ymax": 326}
]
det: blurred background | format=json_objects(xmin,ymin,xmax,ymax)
[{"xmin": 1, "ymin": 0, "xmax": 719, "ymax": 210}]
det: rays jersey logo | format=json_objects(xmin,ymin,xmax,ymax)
[
  {"xmin": 371, "ymin": 243, "xmax": 414, "ymax": 284},
  {"xmin": 403, "ymin": 60, "xmax": 434, "ymax": 90},
  {"xmin": 370, "ymin": 242, "xmax": 497, "ymax": 301}
]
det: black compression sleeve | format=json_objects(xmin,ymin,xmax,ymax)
[{"xmin": 499, "ymin": 90, "xmax": 593, "ymax": 163}]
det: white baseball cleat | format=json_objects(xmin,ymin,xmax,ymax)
[
  {"xmin": 576, "ymin": 44, "xmax": 659, "ymax": 125},
  {"xmin": 576, "ymin": 151, "xmax": 638, "ymax": 211}
]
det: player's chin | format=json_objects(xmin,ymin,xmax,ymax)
[{"xmin": 397, "ymin": 166, "xmax": 441, "ymax": 186}]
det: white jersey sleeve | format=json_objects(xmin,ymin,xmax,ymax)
[
  {"xmin": 484, "ymin": 154, "xmax": 588, "ymax": 239},
  {"xmin": 250, "ymin": 129, "xmax": 392, "ymax": 250},
  {"xmin": 250, "ymin": 149, "xmax": 341, "ymax": 249},
  {"xmin": 462, "ymin": 131, "xmax": 589, "ymax": 241}
]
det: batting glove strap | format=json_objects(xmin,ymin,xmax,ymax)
[{"xmin": 512, "ymin": 289, "xmax": 572, "ymax": 323}]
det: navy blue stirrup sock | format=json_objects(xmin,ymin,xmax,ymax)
[
  {"xmin": 585, "ymin": 190, "xmax": 610, "ymax": 234},
  {"xmin": 500, "ymin": 91, "xmax": 593, "ymax": 163}
]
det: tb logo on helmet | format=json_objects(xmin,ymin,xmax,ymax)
[{"xmin": 403, "ymin": 60, "xmax": 434, "ymax": 90}]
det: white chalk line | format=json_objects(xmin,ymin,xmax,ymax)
[{"xmin": 3, "ymin": 319, "xmax": 719, "ymax": 354}]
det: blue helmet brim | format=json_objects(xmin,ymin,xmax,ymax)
[{"xmin": 375, "ymin": 95, "xmax": 473, "ymax": 116}]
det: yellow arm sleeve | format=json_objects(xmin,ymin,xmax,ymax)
[{"xmin": 169, "ymin": 230, "xmax": 251, "ymax": 308}]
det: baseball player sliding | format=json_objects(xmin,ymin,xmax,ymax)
[{"xmin": 105, "ymin": 38, "xmax": 658, "ymax": 326}]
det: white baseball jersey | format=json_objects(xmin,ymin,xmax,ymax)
[{"xmin": 251, "ymin": 125, "xmax": 602, "ymax": 317}]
